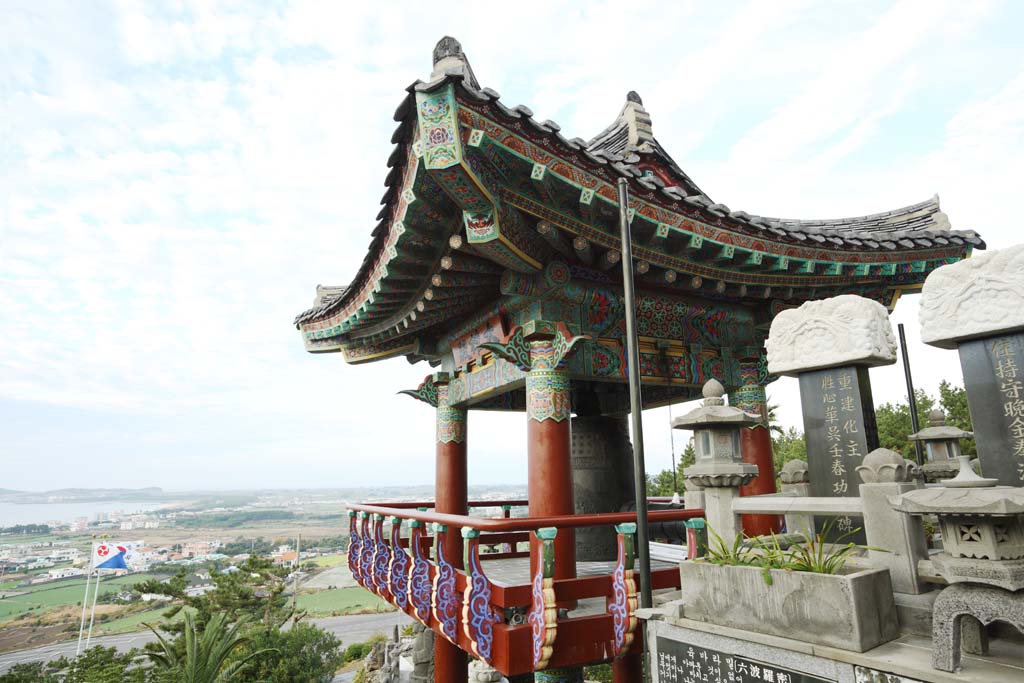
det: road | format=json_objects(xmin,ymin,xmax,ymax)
[{"xmin": 0, "ymin": 611, "xmax": 413, "ymax": 674}]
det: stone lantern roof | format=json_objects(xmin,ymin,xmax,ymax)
[
  {"xmin": 671, "ymin": 379, "xmax": 759, "ymax": 429},
  {"xmin": 908, "ymin": 408, "xmax": 973, "ymax": 441}
]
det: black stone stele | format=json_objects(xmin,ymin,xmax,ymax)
[
  {"xmin": 958, "ymin": 331, "xmax": 1024, "ymax": 486},
  {"xmin": 655, "ymin": 637, "xmax": 833, "ymax": 683},
  {"xmin": 798, "ymin": 366, "xmax": 878, "ymax": 543}
]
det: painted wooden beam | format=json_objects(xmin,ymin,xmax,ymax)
[
  {"xmin": 536, "ymin": 220, "xmax": 574, "ymax": 259},
  {"xmin": 573, "ymin": 235, "xmax": 594, "ymax": 265}
]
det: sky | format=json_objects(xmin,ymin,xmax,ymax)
[{"xmin": 2, "ymin": 0, "xmax": 1024, "ymax": 491}]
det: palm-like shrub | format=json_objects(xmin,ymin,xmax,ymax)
[{"xmin": 146, "ymin": 612, "xmax": 275, "ymax": 683}]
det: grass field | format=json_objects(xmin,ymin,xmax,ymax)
[
  {"xmin": 0, "ymin": 573, "xmax": 168, "ymax": 623},
  {"xmin": 310, "ymin": 554, "xmax": 347, "ymax": 568},
  {"xmin": 295, "ymin": 586, "xmax": 392, "ymax": 617},
  {"xmin": 96, "ymin": 606, "xmax": 185, "ymax": 635}
]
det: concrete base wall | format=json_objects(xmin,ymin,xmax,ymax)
[{"xmin": 571, "ymin": 415, "xmax": 635, "ymax": 562}]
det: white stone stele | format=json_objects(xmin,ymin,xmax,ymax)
[
  {"xmin": 919, "ymin": 243, "xmax": 1024, "ymax": 349},
  {"xmin": 765, "ymin": 294, "xmax": 898, "ymax": 376}
]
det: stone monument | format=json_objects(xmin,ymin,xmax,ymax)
[
  {"xmin": 919, "ymin": 243, "xmax": 1024, "ymax": 485},
  {"xmin": 766, "ymin": 294, "xmax": 897, "ymax": 538}
]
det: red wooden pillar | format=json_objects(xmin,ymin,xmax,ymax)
[
  {"xmin": 613, "ymin": 646, "xmax": 643, "ymax": 683},
  {"xmin": 482, "ymin": 321, "xmax": 588, "ymax": 599},
  {"xmin": 433, "ymin": 376, "xmax": 468, "ymax": 683},
  {"xmin": 733, "ymin": 360, "xmax": 783, "ymax": 536}
]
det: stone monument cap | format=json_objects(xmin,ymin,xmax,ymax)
[
  {"xmin": 919, "ymin": 243, "xmax": 1024, "ymax": 349},
  {"xmin": 765, "ymin": 294, "xmax": 898, "ymax": 376}
]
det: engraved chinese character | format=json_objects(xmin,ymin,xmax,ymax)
[
  {"xmin": 838, "ymin": 372, "xmax": 853, "ymax": 390},
  {"xmin": 821, "ymin": 376, "xmax": 834, "ymax": 390},
  {"xmin": 840, "ymin": 395, "xmax": 856, "ymax": 412},
  {"xmin": 777, "ymin": 674, "xmax": 791, "ymax": 683},
  {"xmin": 825, "ymin": 405, "xmax": 839, "ymax": 424},
  {"xmin": 993, "ymin": 338, "xmax": 1014, "ymax": 358},
  {"xmin": 827, "ymin": 425, "xmax": 841, "ymax": 442},
  {"xmin": 846, "ymin": 440, "xmax": 862, "ymax": 459},
  {"xmin": 831, "ymin": 460, "xmax": 846, "ymax": 476},
  {"xmin": 750, "ymin": 665, "xmax": 761, "ymax": 678},
  {"xmin": 763, "ymin": 670, "xmax": 775, "ymax": 683},
  {"xmin": 1005, "ymin": 400, "xmax": 1024, "ymax": 418},
  {"xmin": 1002, "ymin": 381, "xmax": 1023, "ymax": 400},
  {"xmin": 823, "ymin": 392, "xmax": 836, "ymax": 403},
  {"xmin": 1011, "ymin": 417, "xmax": 1024, "ymax": 440},
  {"xmin": 837, "ymin": 516, "xmax": 853, "ymax": 532},
  {"xmin": 842, "ymin": 418, "xmax": 859, "ymax": 434},
  {"xmin": 829, "ymin": 443, "xmax": 843, "ymax": 459},
  {"xmin": 1013, "ymin": 439, "xmax": 1024, "ymax": 457},
  {"xmin": 833, "ymin": 480, "xmax": 849, "ymax": 494},
  {"xmin": 997, "ymin": 357, "xmax": 1019, "ymax": 380}
]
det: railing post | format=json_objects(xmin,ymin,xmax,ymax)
[
  {"xmin": 779, "ymin": 460, "xmax": 813, "ymax": 535},
  {"xmin": 462, "ymin": 527, "xmax": 498, "ymax": 664},
  {"xmin": 527, "ymin": 527, "xmax": 559, "ymax": 674},
  {"xmin": 389, "ymin": 517, "xmax": 409, "ymax": 611},
  {"xmin": 373, "ymin": 514, "xmax": 393, "ymax": 602},
  {"xmin": 407, "ymin": 519, "xmax": 432, "ymax": 625}
]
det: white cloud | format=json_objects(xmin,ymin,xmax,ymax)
[{"xmin": 1, "ymin": 0, "xmax": 1022, "ymax": 489}]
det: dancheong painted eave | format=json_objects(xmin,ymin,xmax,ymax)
[{"xmin": 293, "ymin": 36, "xmax": 984, "ymax": 362}]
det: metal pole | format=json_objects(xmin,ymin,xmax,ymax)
[
  {"xmin": 75, "ymin": 568, "xmax": 93, "ymax": 655},
  {"xmin": 617, "ymin": 178, "xmax": 652, "ymax": 610},
  {"xmin": 898, "ymin": 323, "xmax": 925, "ymax": 465},
  {"xmin": 85, "ymin": 570, "xmax": 102, "ymax": 649}
]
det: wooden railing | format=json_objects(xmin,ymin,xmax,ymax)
[{"xmin": 345, "ymin": 500, "xmax": 703, "ymax": 677}]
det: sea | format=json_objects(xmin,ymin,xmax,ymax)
[{"xmin": 0, "ymin": 501, "xmax": 167, "ymax": 528}]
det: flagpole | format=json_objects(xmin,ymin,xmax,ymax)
[
  {"xmin": 85, "ymin": 570, "xmax": 102, "ymax": 649},
  {"xmin": 75, "ymin": 568, "xmax": 93, "ymax": 656}
]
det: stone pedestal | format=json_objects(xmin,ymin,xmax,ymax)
[
  {"xmin": 779, "ymin": 459, "xmax": 813, "ymax": 535},
  {"xmin": 856, "ymin": 449, "xmax": 929, "ymax": 595},
  {"xmin": 571, "ymin": 415, "xmax": 635, "ymax": 561}
]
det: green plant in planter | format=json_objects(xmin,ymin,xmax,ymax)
[
  {"xmin": 785, "ymin": 519, "xmax": 879, "ymax": 575},
  {"xmin": 701, "ymin": 519, "xmax": 881, "ymax": 585}
]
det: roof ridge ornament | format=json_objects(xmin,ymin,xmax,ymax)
[{"xmin": 430, "ymin": 36, "xmax": 480, "ymax": 90}]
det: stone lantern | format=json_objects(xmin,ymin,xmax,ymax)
[
  {"xmin": 908, "ymin": 409, "xmax": 974, "ymax": 483},
  {"xmin": 673, "ymin": 379, "xmax": 758, "ymax": 541}
]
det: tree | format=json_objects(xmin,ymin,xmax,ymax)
[
  {"xmin": 0, "ymin": 663, "xmax": 58, "ymax": 683},
  {"xmin": 235, "ymin": 622, "xmax": 345, "ymax": 683},
  {"xmin": 134, "ymin": 556, "xmax": 296, "ymax": 636},
  {"xmin": 647, "ymin": 442, "xmax": 695, "ymax": 496},
  {"xmin": 937, "ymin": 381, "xmax": 976, "ymax": 457},
  {"xmin": 771, "ymin": 426, "xmax": 807, "ymax": 477},
  {"xmin": 875, "ymin": 389, "xmax": 935, "ymax": 457},
  {"xmin": 147, "ymin": 612, "xmax": 272, "ymax": 683},
  {"xmin": 1, "ymin": 647, "xmax": 160, "ymax": 683}
]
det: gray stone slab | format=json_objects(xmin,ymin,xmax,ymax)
[
  {"xmin": 800, "ymin": 366, "xmax": 878, "ymax": 542},
  {"xmin": 957, "ymin": 332, "xmax": 1024, "ymax": 486}
]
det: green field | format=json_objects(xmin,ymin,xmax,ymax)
[
  {"xmin": 0, "ymin": 573, "xmax": 168, "ymax": 623},
  {"xmin": 295, "ymin": 586, "xmax": 392, "ymax": 617},
  {"xmin": 310, "ymin": 554, "xmax": 347, "ymax": 568},
  {"xmin": 96, "ymin": 606, "xmax": 186, "ymax": 635}
]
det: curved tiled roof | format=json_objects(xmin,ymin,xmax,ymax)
[{"xmin": 293, "ymin": 37, "xmax": 984, "ymax": 327}]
